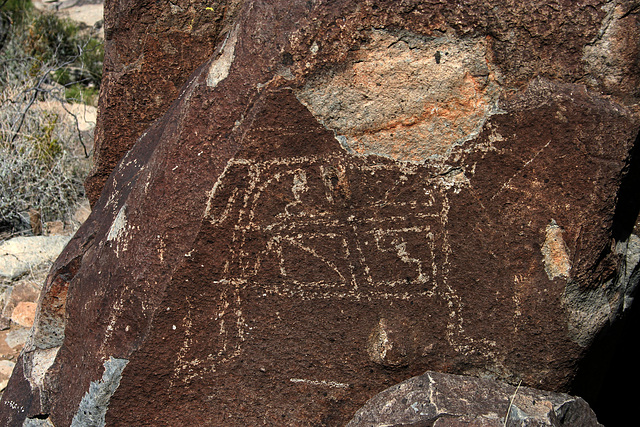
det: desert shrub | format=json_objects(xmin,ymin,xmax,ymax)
[
  {"xmin": 0, "ymin": 1, "xmax": 103, "ymax": 102},
  {"xmin": 0, "ymin": 0, "xmax": 98, "ymax": 237},
  {"xmin": 0, "ymin": 83, "xmax": 91, "ymax": 234},
  {"xmin": 25, "ymin": 10, "xmax": 104, "ymax": 90}
]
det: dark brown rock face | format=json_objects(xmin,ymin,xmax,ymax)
[
  {"xmin": 2, "ymin": 1, "xmax": 639, "ymax": 426},
  {"xmin": 85, "ymin": 0, "xmax": 241, "ymax": 205},
  {"xmin": 347, "ymin": 371, "xmax": 601, "ymax": 426}
]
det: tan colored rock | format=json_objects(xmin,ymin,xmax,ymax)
[
  {"xmin": 45, "ymin": 221, "xmax": 66, "ymax": 236},
  {"xmin": 0, "ymin": 360, "xmax": 15, "ymax": 392},
  {"xmin": 11, "ymin": 302, "xmax": 37, "ymax": 328},
  {"xmin": 72, "ymin": 199, "xmax": 91, "ymax": 225},
  {"xmin": 0, "ymin": 360, "xmax": 15, "ymax": 377},
  {"xmin": 2, "ymin": 281, "xmax": 40, "ymax": 322}
]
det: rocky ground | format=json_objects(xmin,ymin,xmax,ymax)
[
  {"xmin": 0, "ymin": 200, "xmax": 90, "ymax": 392},
  {"xmin": 0, "ymin": 0, "xmax": 102, "ymax": 395}
]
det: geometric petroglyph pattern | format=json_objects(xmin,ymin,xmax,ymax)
[
  {"xmin": 205, "ymin": 154, "xmax": 453, "ymax": 301},
  {"xmin": 193, "ymin": 154, "xmax": 479, "ymax": 375}
]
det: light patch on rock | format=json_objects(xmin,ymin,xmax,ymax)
[
  {"xmin": 71, "ymin": 357, "xmax": 129, "ymax": 427},
  {"xmin": 366, "ymin": 318, "xmax": 391, "ymax": 365},
  {"xmin": 582, "ymin": 2, "xmax": 633, "ymax": 94},
  {"xmin": 0, "ymin": 236, "xmax": 71, "ymax": 280},
  {"xmin": 106, "ymin": 205, "xmax": 129, "ymax": 257},
  {"xmin": 23, "ymin": 417, "xmax": 55, "ymax": 426},
  {"xmin": 25, "ymin": 346, "xmax": 60, "ymax": 391},
  {"xmin": 291, "ymin": 170, "xmax": 308, "ymax": 201},
  {"xmin": 297, "ymin": 29, "xmax": 502, "ymax": 163},
  {"xmin": 541, "ymin": 220, "xmax": 571, "ymax": 280},
  {"xmin": 366, "ymin": 318, "xmax": 408, "ymax": 368},
  {"xmin": 207, "ymin": 25, "xmax": 239, "ymax": 88},
  {"xmin": 289, "ymin": 378, "xmax": 349, "ymax": 389}
]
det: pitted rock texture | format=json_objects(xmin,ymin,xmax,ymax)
[
  {"xmin": 347, "ymin": 371, "xmax": 602, "ymax": 426},
  {"xmin": 1, "ymin": 1, "xmax": 639, "ymax": 426},
  {"xmin": 85, "ymin": 0, "xmax": 241, "ymax": 205}
]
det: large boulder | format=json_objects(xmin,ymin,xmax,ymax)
[
  {"xmin": 347, "ymin": 371, "xmax": 601, "ymax": 426},
  {"xmin": 0, "ymin": 236, "xmax": 71, "ymax": 280},
  {"xmin": 2, "ymin": 1, "xmax": 639, "ymax": 425}
]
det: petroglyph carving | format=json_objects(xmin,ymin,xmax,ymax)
[
  {"xmin": 205, "ymin": 155, "xmax": 448, "ymax": 300},
  {"xmin": 199, "ymin": 153, "xmax": 483, "ymax": 371}
]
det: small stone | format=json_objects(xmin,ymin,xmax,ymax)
[
  {"xmin": 45, "ymin": 221, "xmax": 66, "ymax": 236},
  {"xmin": 4, "ymin": 327, "xmax": 31, "ymax": 349},
  {"xmin": 12, "ymin": 302, "xmax": 37, "ymax": 328}
]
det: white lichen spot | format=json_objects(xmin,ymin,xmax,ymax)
[
  {"xmin": 206, "ymin": 25, "xmax": 239, "ymax": 88},
  {"xmin": 106, "ymin": 205, "xmax": 129, "ymax": 257}
]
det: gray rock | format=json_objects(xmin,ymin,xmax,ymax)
[
  {"xmin": 347, "ymin": 371, "xmax": 601, "ymax": 427},
  {"xmin": 4, "ymin": 327, "xmax": 32, "ymax": 349},
  {"xmin": 0, "ymin": 236, "xmax": 71, "ymax": 280}
]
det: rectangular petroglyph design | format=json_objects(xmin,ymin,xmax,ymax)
[
  {"xmin": 204, "ymin": 154, "xmax": 455, "ymax": 302},
  {"xmin": 189, "ymin": 153, "xmax": 476, "ymax": 376}
]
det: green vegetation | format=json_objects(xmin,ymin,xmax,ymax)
[
  {"xmin": 1, "ymin": 0, "xmax": 104, "ymax": 101},
  {"xmin": 0, "ymin": 0, "xmax": 102, "ymax": 237}
]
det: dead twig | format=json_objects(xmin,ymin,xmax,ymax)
[{"xmin": 503, "ymin": 380, "xmax": 523, "ymax": 427}]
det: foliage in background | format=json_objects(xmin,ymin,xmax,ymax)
[
  {"xmin": 1, "ymin": 0, "xmax": 104, "ymax": 103},
  {"xmin": 0, "ymin": 0, "xmax": 101, "ymax": 236}
]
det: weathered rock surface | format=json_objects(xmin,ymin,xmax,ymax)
[
  {"xmin": 347, "ymin": 371, "xmax": 601, "ymax": 426},
  {"xmin": 85, "ymin": 0, "xmax": 242, "ymax": 204},
  {"xmin": 2, "ymin": 0, "xmax": 640, "ymax": 426},
  {"xmin": 0, "ymin": 236, "xmax": 71, "ymax": 280},
  {"xmin": 2, "ymin": 281, "xmax": 40, "ymax": 324}
]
